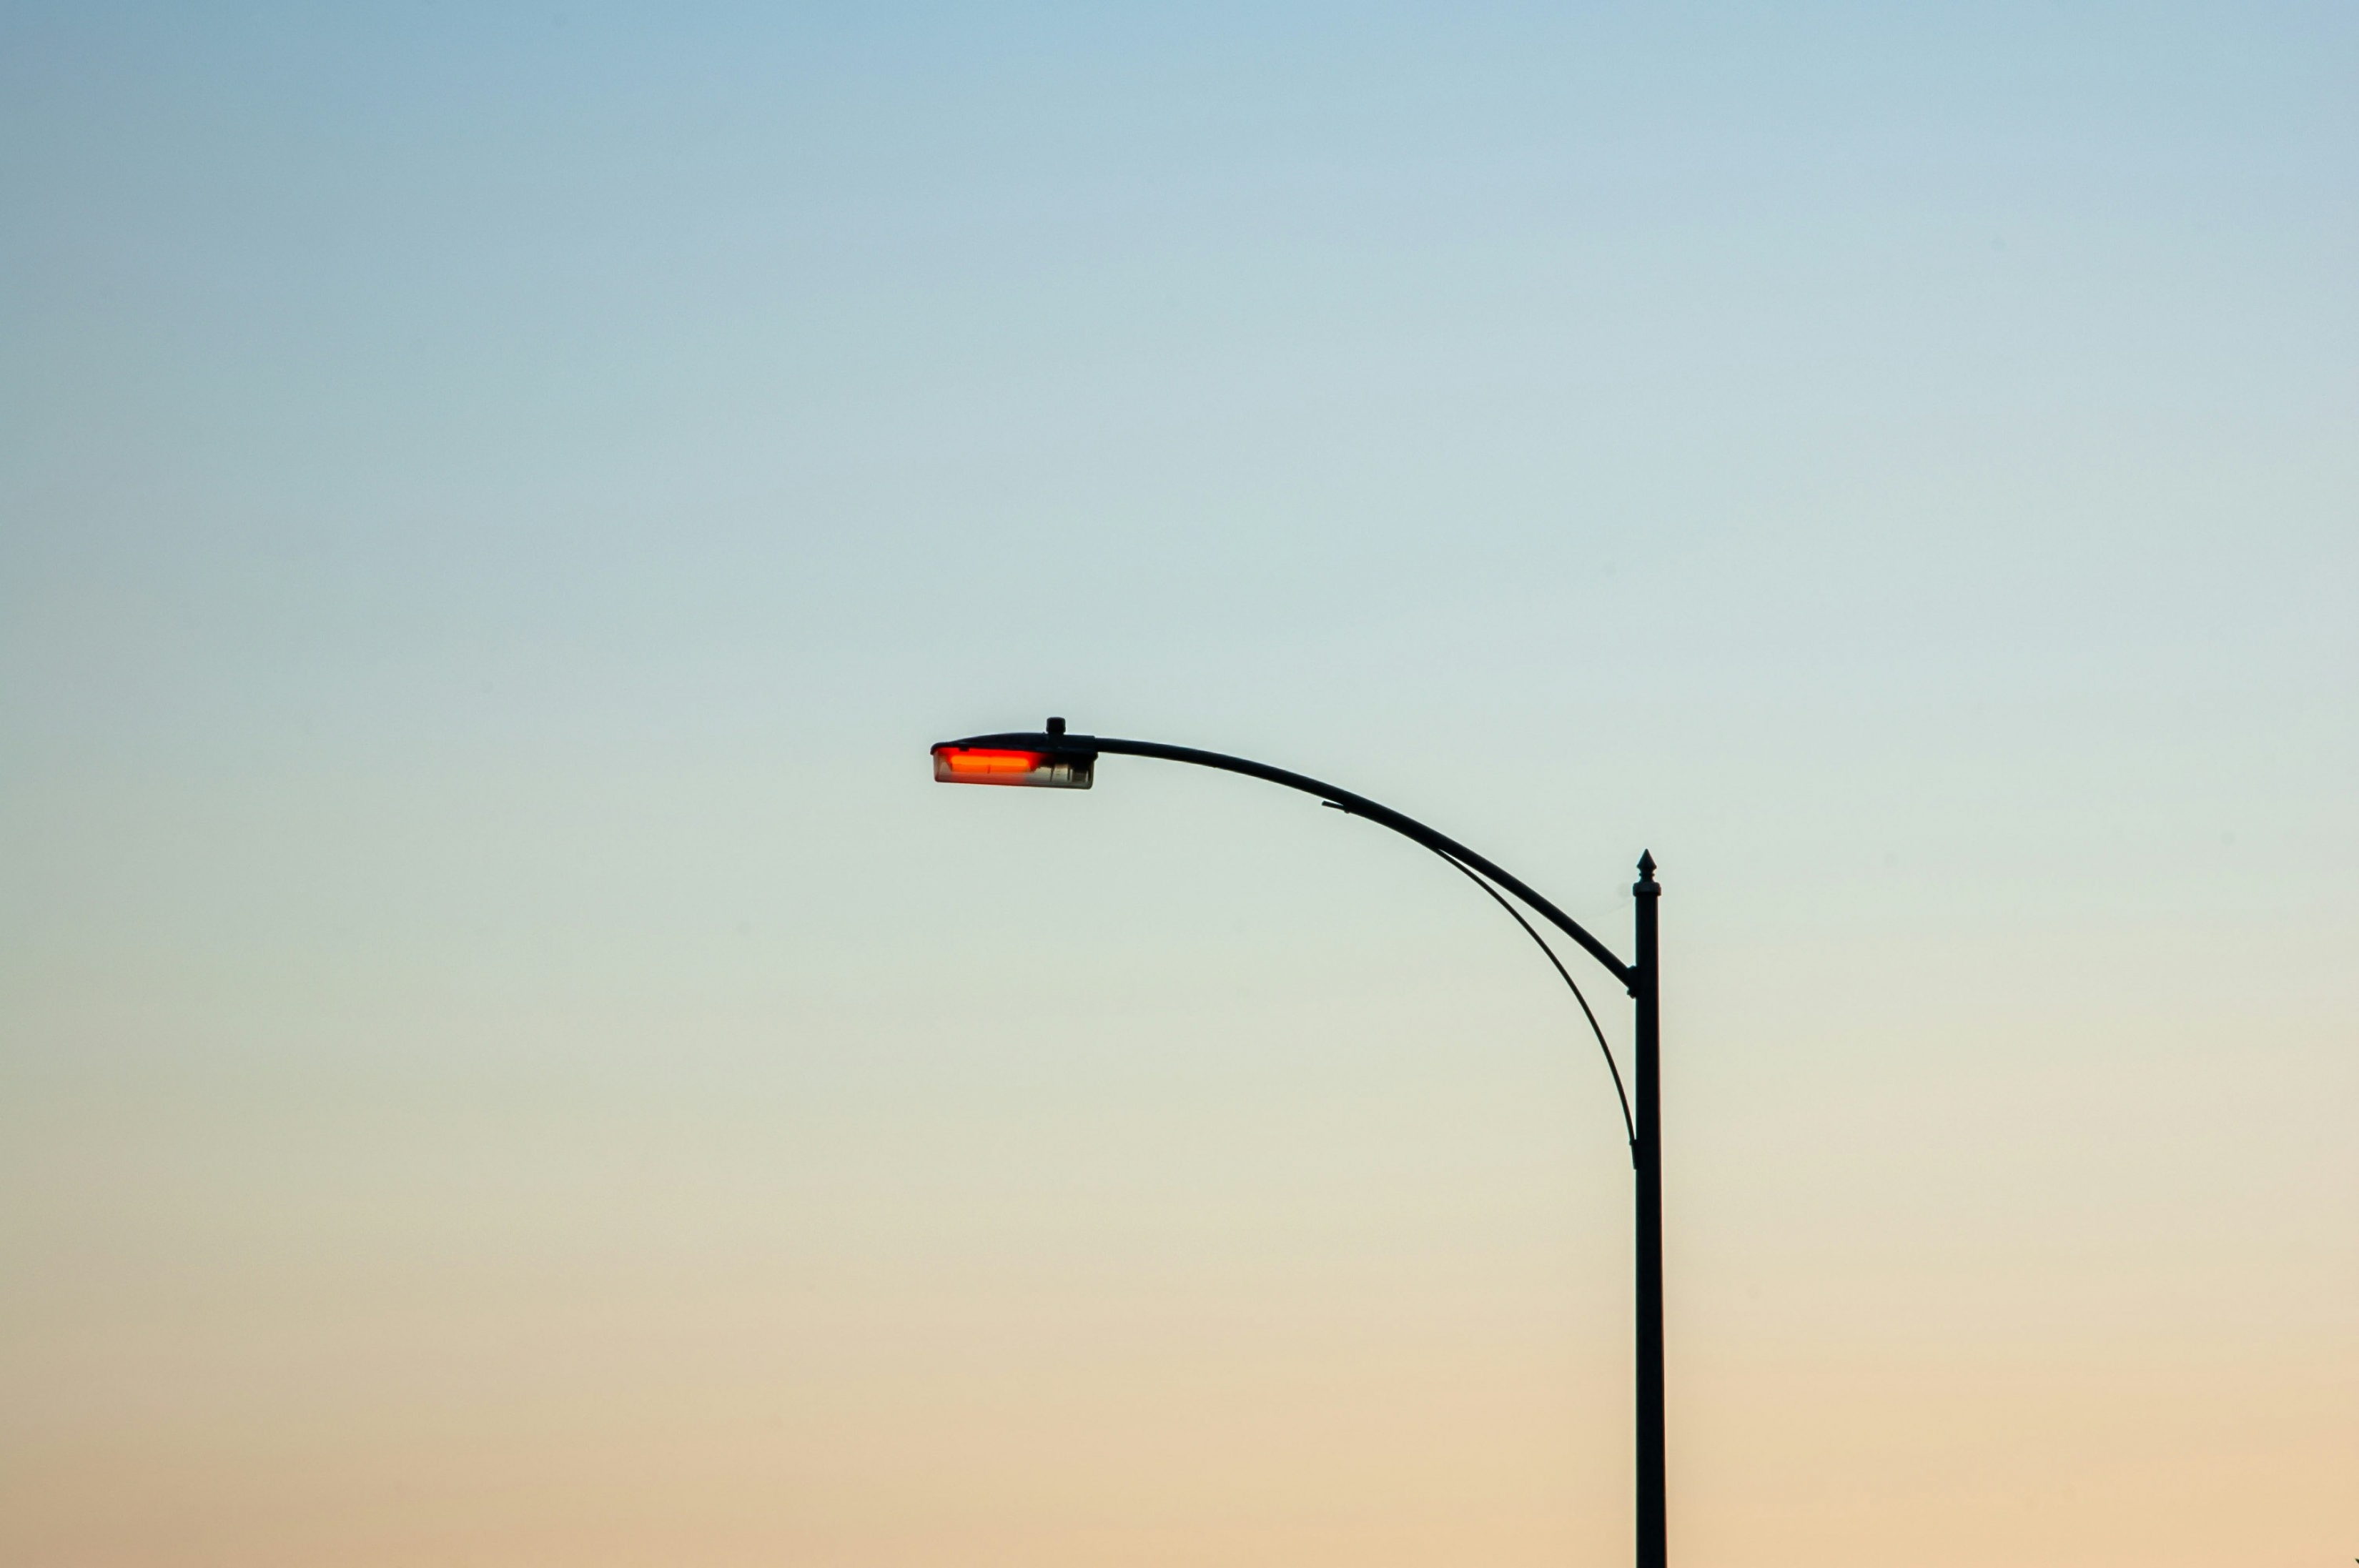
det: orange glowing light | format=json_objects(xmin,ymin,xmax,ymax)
[{"xmin": 939, "ymin": 748, "xmax": 1047, "ymax": 775}]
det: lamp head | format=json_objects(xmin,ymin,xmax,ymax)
[{"xmin": 930, "ymin": 718, "xmax": 1096, "ymax": 789}]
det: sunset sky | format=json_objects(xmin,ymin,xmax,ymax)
[{"xmin": 4, "ymin": 4, "xmax": 2355, "ymax": 1564}]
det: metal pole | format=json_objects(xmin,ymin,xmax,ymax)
[{"xmin": 1633, "ymin": 850, "xmax": 1665, "ymax": 1568}]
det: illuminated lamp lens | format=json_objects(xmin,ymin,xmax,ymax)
[
  {"xmin": 931, "ymin": 746, "xmax": 1094, "ymax": 788},
  {"xmin": 945, "ymin": 749, "xmax": 1044, "ymax": 775}
]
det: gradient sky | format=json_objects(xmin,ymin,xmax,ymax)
[{"xmin": 4, "ymin": 4, "xmax": 2355, "ymax": 1565}]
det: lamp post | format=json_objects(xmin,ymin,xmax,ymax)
[{"xmin": 931, "ymin": 718, "xmax": 1668, "ymax": 1568}]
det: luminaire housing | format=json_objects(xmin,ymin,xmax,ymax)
[{"xmin": 931, "ymin": 731, "xmax": 1095, "ymax": 788}]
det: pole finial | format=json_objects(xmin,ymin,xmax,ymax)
[
  {"xmin": 1635, "ymin": 849, "xmax": 1658, "ymax": 897},
  {"xmin": 1047, "ymin": 716, "xmax": 1066, "ymax": 735},
  {"xmin": 1637, "ymin": 849, "xmax": 1656, "ymax": 878}
]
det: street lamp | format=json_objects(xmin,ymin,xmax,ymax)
[{"xmin": 931, "ymin": 716, "xmax": 1669, "ymax": 1568}]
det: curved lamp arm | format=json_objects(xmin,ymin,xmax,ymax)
[
  {"xmin": 936, "ymin": 728, "xmax": 1638, "ymax": 993},
  {"xmin": 1419, "ymin": 839, "xmax": 1638, "ymax": 1161}
]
